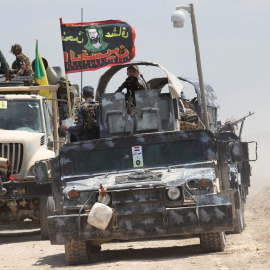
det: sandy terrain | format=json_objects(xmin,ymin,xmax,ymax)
[{"xmin": 0, "ymin": 186, "xmax": 269, "ymax": 270}]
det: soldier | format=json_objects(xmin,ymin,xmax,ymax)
[
  {"xmin": 180, "ymin": 92, "xmax": 202, "ymax": 130},
  {"xmin": 116, "ymin": 65, "xmax": 147, "ymax": 114},
  {"xmin": 9, "ymin": 44, "xmax": 34, "ymax": 85},
  {"xmin": 61, "ymin": 86, "xmax": 99, "ymax": 141},
  {"xmin": 0, "ymin": 49, "xmax": 10, "ymax": 82},
  {"xmin": 116, "ymin": 65, "xmax": 146, "ymax": 96},
  {"xmin": 57, "ymin": 77, "xmax": 75, "ymax": 112}
]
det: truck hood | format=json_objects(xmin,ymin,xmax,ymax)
[
  {"xmin": 0, "ymin": 130, "xmax": 45, "ymax": 145},
  {"xmin": 63, "ymin": 166, "xmax": 216, "ymax": 193}
]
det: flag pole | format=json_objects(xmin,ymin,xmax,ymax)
[
  {"xmin": 60, "ymin": 18, "xmax": 72, "ymax": 118},
  {"xmin": 80, "ymin": 8, "xmax": 84, "ymax": 102},
  {"xmin": 65, "ymin": 74, "xmax": 72, "ymax": 118}
]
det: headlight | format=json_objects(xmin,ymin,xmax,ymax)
[
  {"xmin": 68, "ymin": 189, "xmax": 79, "ymax": 200},
  {"xmin": 187, "ymin": 179, "xmax": 210, "ymax": 189},
  {"xmin": 167, "ymin": 187, "xmax": 181, "ymax": 201},
  {"xmin": 198, "ymin": 179, "xmax": 209, "ymax": 189},
  {"xmin": 97, "ymin": 194, "xmax": 111, "ymax": 205},
  {"xmin": 187, "ymin": 179, "xmax": 198, "ymax": 189}
]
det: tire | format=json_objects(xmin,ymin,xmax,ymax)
[
  {"xmin": 200, "ymin": 232, "xmax": 226, "ymax": 252},
  {"xmin": 233, "ymin": 207, "xmax": 245, "ymax": 234},
  {"xmin": 40, "ymin": 196, "xmax": 55, "ymax": 240},
  {"xmin": 242, "ymin": 200, "xmax": 247, "ymax": 229},
  {"xmin": 233, "ymin": 188, "xmax": 246, "ymax": 234},
  {"xmin": 65, "ymin": 241, "xmax": 90, "ymax": 265}
]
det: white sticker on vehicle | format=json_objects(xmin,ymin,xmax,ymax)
[
  {"xmin": 132, "ymin": 146, "xmax": 144, "ymax": 167},
  {"xmin": 0, "ymin": 101, "xmax": 7, "ymax": 109}
]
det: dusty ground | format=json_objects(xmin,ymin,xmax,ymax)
[{"xmin": 0, "ymin": 186, "xmax": 269, "ymax": 270}]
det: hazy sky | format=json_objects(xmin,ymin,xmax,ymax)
[{"xmin": 1, "ymin": 0, "xmax": 269, "ymax": 188}]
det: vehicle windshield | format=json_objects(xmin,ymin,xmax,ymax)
[
  {"xmin": 73, "ymin": 140, "xmax": 205, "ymax": 174},
  {"xmin": 0, "ymin": 100, "xmax": 44, "ymax": 133}
]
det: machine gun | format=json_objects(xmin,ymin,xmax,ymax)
[
  {"xmin": 218, "ymin": 111, "xmax": 254, "ymax": 139},
  {"xmin": 0, "ymin": 75, "xmax": 33, "ymax": 86},
  {"xmin": 11, "ymin": 75, "xmax": 34, "ymax": 82}
]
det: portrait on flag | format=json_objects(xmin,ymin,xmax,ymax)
[
  {"xmin": 84, "ymin": 25, "xmax": 108, "ymax": 52},
  {"xmin": 60, "ymin": 19, "xmax": 136, "ymax": 73}
]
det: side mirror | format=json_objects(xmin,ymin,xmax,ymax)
[
  {"xmin": 242, "ymin": 141, "xmax": 258, "ymax": 162},
  {"xmin": 47, "ymin": 140, "xmax": 54, "ymax": 149},
  {"xmin": 35, "ymin": 161, "xmax": 49, "ymax": 184},
  {"xmin": 228, "ymin": 141, "xmax": 243, "ymax": 163}
]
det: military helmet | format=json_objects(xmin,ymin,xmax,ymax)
[
  {"xmin": 82, "ymin": 86, "xmax": 94, "ymax": 94},
  {"xmin": 57, "ymin": 77, "xmax": 71, "ymax": 85},
  {"xmin": 10, "ymin": 43, "xmax": 22, "ymax": 53},
  {"xmin": 127, "ymin": 65, "xmax": 139, "ymax": 72}
]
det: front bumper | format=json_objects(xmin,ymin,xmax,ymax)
[
  {"xmin": 48, "ymin": 192, "xmax": 234, "ymax": 245},
  {"xmin": 0, "ymin": 180, "xmax": 52, "ymax": 199}
]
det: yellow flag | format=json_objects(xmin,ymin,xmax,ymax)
[{"xmin": 34, "ymin": 40, "xmax": 52, "ymax": 101}]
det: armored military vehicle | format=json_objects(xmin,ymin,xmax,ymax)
[
  {"xmin": 0, "ymin": 84, "xmax": 60, "ymax": 239},
  {"xmin": 36, "ymin": 62, "xmax": 256, "ymax": 265}
]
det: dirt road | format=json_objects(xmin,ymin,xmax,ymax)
[{"xmin": 0, "ymin": 186, "xmax": 269, "ymax": 270}]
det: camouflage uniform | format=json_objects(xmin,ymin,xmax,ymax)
[
  {"xmin": 180, "ymin": 107, "xmax": 202, "ymax": 130},
  {"xmin": 10, "ymin": 53, "xmax": 33, "ymax": 77},
  {"xmin": 10, "ymin": 53, "xmax": 34, "ymax": 85},
  {"xmin": 67, "ymin": 99, "xmax": 99, "ymax": 141}
]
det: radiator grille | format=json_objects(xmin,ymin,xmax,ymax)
[
  {"xmin": 0, "ymin": 143, "xmax": 23, "ymax": 174},
  {"xmin": 114, "ymin": 188, "xmax": 165, "ymax": 215},
  {"xmin": 114, "ymin": 188, "xmax": 166, "ymax": 231},
  {"xmin": 40, "ymin": 136, "xmax": 45, "ymax": 146}
]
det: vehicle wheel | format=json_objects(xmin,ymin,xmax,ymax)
[
  {"xmin": 242, "ymin": 201, "xmax": 246, "ymax": 229},
  {"xmin": 233, "ymin": 207, "xmax": 245, "ymax": 233},
  {"xmin": 65, "ymin": 241, "xmax": 90, "ymax": 265},
  {"xmin": 40, "ymin": 196, "xmax": 55, "ymax": 240},
  {"xmin": 200, "ymin": 232, "xmax": 226, "ymax": 252},
  {"xmin": 233, "ymin": 189, "xmax": 246, "ymax": 234}
]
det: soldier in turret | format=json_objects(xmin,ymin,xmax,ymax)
[
  {"xmin": 116, "ymin": 65, "xmax": 147, "ymax": 114},
  {"xmin": 9, "ymin": 44, "xmax": 34, "ymax": 85},
  {"xmin": 180, "ymin": 91, "xmax": 202, "ymax": 130},
  {"xmin": 116, "ymin": 65, "xmax": 146, "ymax": 98}
]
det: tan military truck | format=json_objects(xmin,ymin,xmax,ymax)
[{"xmin": 0, "ymin": 84, "xmax": 61, "ymax": 239}]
